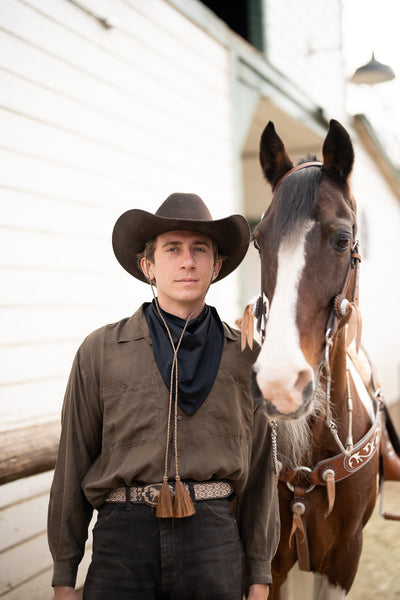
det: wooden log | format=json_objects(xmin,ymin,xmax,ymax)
[{"xmin": 0, "ymin": 421, "xmax": 60, "ymax": 485}]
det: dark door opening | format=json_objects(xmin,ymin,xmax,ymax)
[{"xmin": 200, "ymin": 0, "xmax": 264, "ymax": 51}]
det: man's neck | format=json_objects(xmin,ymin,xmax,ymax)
[{"xmin": 156, "ymin": 299, "xmax": 206, "ymax": 321}]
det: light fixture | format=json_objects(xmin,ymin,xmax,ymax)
[{"xmin": 350, "ymin": 52, "xmax": 395, "ymax": 85}]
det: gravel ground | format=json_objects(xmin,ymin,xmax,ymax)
[{"xmin": 350, "ymin": 481, "xmax": 400, "ymax": 599}]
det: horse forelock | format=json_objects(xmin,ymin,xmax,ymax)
[{"xmin": 271, "ymin": 166, "xmax": 322, "ymax": 243}]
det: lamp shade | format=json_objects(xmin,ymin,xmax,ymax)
[{"xmin": 351, "ymin": 53, "xmax": 395, "ymax": 84}]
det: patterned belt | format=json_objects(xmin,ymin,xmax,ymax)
[{"xmin": 105, "ymin": 481, "xmax": 233, "ymax": 507}]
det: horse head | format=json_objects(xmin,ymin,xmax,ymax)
[{"xmin": 251, "ymin": 119, "xmax": 358, "ymax": 420}]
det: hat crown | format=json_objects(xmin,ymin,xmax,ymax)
[{"xmin": 156, "ymin": 193, "xmax": 212, "ymax": 221}]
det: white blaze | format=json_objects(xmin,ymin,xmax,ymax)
[{"xmin": 255, "ymin": 221, "xmax": 314, "ymax": 413}]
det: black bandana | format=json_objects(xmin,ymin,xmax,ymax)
[{"xmin": 144, "ymin": 300, "xmax": 224, "ymax": 414}]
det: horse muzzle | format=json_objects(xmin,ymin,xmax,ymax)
[{"xmin": 250, "ymin": 368, "xmax": 315, "ymax": 420}]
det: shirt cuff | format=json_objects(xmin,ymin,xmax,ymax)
[
  {"xmin": 246, "ymin": 560, "xmax": 273, "ymax": 586},
  {"xmin": 52, "ymin": 560, "xmax": 79, "ymax": 588}
]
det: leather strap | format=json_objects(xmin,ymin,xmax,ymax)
[
  {"xmin": 309, "ymin": 410, "xmax": 381, "ymax": 486},
  {"xmin": 273, "ymin": 161, "xmax": 322, "ymax": 190},
  {"xmin": 289, "ymin": 488, "xmax": 311, "ymax": 571}
]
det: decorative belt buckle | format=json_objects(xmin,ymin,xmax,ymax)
[{"xmin": 142, "ymin": 483, "xmax": 173, "ymax": 507}]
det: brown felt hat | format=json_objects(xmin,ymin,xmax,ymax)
[{"xmin": 112, "ymin": 193, "xmax": 250, "ymax": 283}]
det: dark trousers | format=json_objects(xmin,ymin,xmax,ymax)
[{"xmin": 83, "ymin": 499, "xmax": 244, "ymax": 600}]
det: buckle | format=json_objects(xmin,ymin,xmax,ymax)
[{"xmin": 141, "ymin": 483, "xmax": 173, "ymax": 507}]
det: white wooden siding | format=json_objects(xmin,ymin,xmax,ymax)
[
  {"xmin": 0, "ymin": 0, "xmax": 237, "ymax": 428},
  {"xmin": 0, "ymin": 472, "xmax": 94, "ymax": 598},
  {"xmin": 351, "ymin": 141, "xmax": 400, "ymax": 404},
  {"xmin": 0, "ymin": 0, "xmax": 237, "ymax": 596}
]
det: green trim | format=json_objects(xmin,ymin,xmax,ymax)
[{"xmin": 247, "ymin": 0, "xmax": 264, "ymax": 52}]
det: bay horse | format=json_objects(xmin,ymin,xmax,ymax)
[{"xmin": 250, "ymin": 120, "xmax": 383, "ymax": 598}]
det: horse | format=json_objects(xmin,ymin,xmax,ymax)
[{"xmin": 249, "ymin": 119, "xmax": 383, "ymax": 599}]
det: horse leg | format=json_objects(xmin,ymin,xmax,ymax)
[
  {"xmin": 313, "ymin": 573, "xmax": 347, "ymax": 599},
  {"xmin": 312, "ymin": 532, "xmax": 363, "ymax": 599}
]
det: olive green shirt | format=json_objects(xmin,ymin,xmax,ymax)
[{"xmin": 48, "ymin": 305, "xmax": 280, "ymax": 588}]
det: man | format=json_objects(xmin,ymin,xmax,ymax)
[{"xmin": 48, "ymin": 193, "xmax": 279, "ymax": 600}]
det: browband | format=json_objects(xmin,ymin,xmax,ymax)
[{"xmin": 273, "ymin": 161, "xmax": 322, "ymax": 190}]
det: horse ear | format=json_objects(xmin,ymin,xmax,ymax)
[
  {"xmin": 322, "ymin": 119, "xmax": 354, "ymax": 184},
  {"xmin": 259, "ymin": 121, "xmax": 293, "ymax": 188}
]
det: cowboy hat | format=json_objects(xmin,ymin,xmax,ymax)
[{"xmin": 112, "ymin": 192, "xmax": 250, "ymax": 283}]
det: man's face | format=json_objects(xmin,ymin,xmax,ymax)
[{"xmin": 141, "ymin": 230, "xmax": 222, "ymax": 319}]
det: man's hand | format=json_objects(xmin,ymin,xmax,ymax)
[
  {"xmin": 54, "ymin": 586, "xmax": 80, "ymax": 599},
  {"xmin": 247, "ymin": 583, "xmax": 270, "ymax": 600}
]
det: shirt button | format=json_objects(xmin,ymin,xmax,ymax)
[{"xmin": 177, "ymin": 414, "xmax": 183, "ymax": 421}]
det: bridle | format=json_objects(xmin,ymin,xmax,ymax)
[
  {"xmin": 253, "ymin": 161, "xmax": 363, "ymax": 454},
  {"xmin": 253, "ymin": 161, "xmax": 381, "ymax": 464}
]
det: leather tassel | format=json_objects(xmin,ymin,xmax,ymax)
[
  {"xmin": 324, "ymin": 471, "xmax": 336, "ymax": 517},
  {"xmin": 288, "ymin": 503, "xmax": 305, "ymax": 549},
  {"xmin": 156, "ymin": 477, "xmax": 174, "ymax": 518},
  {"xmin": 240, "ymin": 304, "xmax": 254, "ymax": 351},
  {"xmin": 173, "ymin": 477, "xmax": 195, "ymax": 518}
]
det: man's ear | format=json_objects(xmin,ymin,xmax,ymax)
[
  {"xmin": 212, "ymin": 258, "xmax": 223, "ymax": 280},
  {"xmin": 140, "ymin": 257, "xmax": 154, "ymax": 281}
]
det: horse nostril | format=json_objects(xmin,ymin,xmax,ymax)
[{"xmin": 295, "ymin": 368, "xmax": 313, "ymax": 393}]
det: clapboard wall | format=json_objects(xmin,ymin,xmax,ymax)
[
  {"xmin": 0, "ymin": 0, "xmax": 240, "ymax": 428},
  {"xmin": 0, "ymin": 0, "xmax": 241, "ymax": 596}
]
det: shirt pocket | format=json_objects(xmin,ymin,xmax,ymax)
[
  {"xmin": 205, "ymin": 370, "xmax": 253, "ymax": 439},
  {"xmin": 101, "ymin": 374, "xmax": 162, "ymax": 450}
]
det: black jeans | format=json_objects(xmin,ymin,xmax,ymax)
[{"xmin": 83, "ymin": 499, "xmax": 244, "ymax": 600}]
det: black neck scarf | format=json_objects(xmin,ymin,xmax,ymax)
[{"xmin": 144, "ymin": 300, "xmax": 224, "ymax": 414}]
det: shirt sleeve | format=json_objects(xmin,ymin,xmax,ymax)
[
  {"xmin": 236, "ymin": 404, "xmax": 280, "ymax": 585},
  {"xmin": 47, "ymin": 340, "xmax": 102, "ymax": 587}
]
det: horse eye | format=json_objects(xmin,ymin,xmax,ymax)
[{"xmin": 333, "ymin": 233, "xmax": 351, "ymax": 252}]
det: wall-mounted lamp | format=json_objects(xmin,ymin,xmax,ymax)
[{"xmin": 350, "ymin": 53, "xmax": 395, "ymax": 85}]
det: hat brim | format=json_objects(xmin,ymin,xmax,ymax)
[{"xmin": 112, "ymin": 209, "xmax": 250, "ymax": 283}]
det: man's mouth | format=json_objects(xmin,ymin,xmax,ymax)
[{"xmin": 177, "ymin": 278, "xmax": 197, "ymax": 283}]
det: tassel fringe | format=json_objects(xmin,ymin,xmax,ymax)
[
  {"xmin": 156, "ymin": 477, "xmax": 174, "ymax": 518},
  {"xmin": 173, "ymin": 478, "xmax": 195, "ymax": 518}
]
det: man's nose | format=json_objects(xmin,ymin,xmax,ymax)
[{"xmin": 181, "ymin": 248, "xmax": 195, "ymax": 267}]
